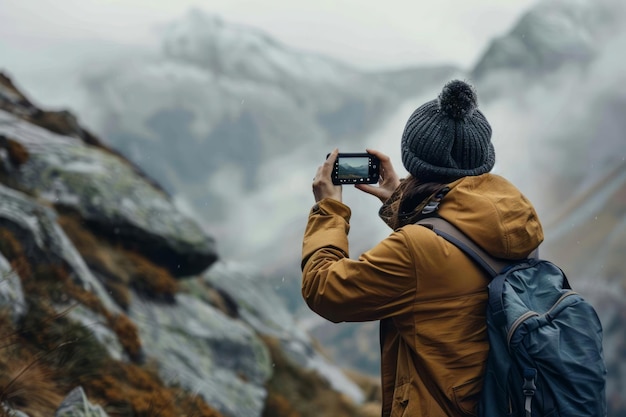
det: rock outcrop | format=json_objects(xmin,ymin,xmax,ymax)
[
  {"xmin": 0, "ymin": 102, "xmax": 217, "ymax": 277},
  {"xmin": 0, "ymin": 72, "xmax": 376, "ymax": 417}
]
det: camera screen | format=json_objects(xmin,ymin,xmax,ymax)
[{"xmin": 337, "ymin": 156, "xmax": 370, "ymax": 179}]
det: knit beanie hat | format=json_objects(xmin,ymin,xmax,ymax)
[{"xmin": 401, "ymin": 80, "xmax": 495, "ymax": 183}]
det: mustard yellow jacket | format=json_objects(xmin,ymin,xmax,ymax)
[{"xmin": 301, "ymin": 174, "xmax": 543, "ymax": 417}]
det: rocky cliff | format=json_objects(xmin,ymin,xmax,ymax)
[{"xmin": 0, "ymin": 73, "xmax": 380, "ymax": 417}]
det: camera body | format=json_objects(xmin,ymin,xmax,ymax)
[{"xmin": 330, "ymin": 152, "xmax": 380, "ymax": 185}]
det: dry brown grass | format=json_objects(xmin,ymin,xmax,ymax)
[
  {"xmin": 31, "ymin": 263, "xmax": 143, "ymax": 363},
  {"xmin": 56, "ymin": 214, "xmax": 127, "ymax": 278},
  {"xmin": 56, "ymin": 214, "xmax": 132, "ymax": 309},
  {"xmin": 0, "ymin": 227, "xmax": 223, "ymax": 417},
  {"xmin": 0, "ymin": 312, "xmax": 65, "ymax": 417},
  {"xmin": 263, "ymin": 392, "xmax": 301, "ymax": 417},
  {"xmin": 0, "ymin": 136, "xmax": 30, "ymax": 166},
  {"xmin": 122, "ymin": 251, "xmax": 179, "ymax": 301},
  {"xmin": 0, "ymin": 228, "xmax": 32, "ymax": 281},
  {"xmin": 57, "ymin": 213, "xmax": 179, "ymax": 306},
  {"xmin": 0, "ymin": 304, "xmax": 223, "ymax": 417},
  {"xmin": 0, "ymin": 354, "xmax": 65, "ymax": 417},
  {"xmin": 86, "ymin": 361, "xmax": 223, "ymax": 417},
  {"xmin": 108, "ymin": 313, "xmax": 142, "ymax": 362}
]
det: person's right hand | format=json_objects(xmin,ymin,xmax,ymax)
[
  {"xmin": 355, "ymin": 149, "xmax": 401, "ymax": 203},
  {"xmin": 312, "ymin": 148, "xmax": 342, "ymax": 203}
]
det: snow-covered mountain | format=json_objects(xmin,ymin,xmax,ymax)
[
  {"xmin": 81, "ymin": 9, "xmax": 456, "ymax": 216},
  {"xmin": 74, "ymin": 8, "xmax": 459, "ymax": 286},
  {"xmin": 472, "ymin": 0, "xmax": 626, "ymax": 86},
  {"xmin": 470, "ymin": 0, "xmax": 626, "ymax": 212}
]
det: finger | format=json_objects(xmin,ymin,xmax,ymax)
[
  {"xmin": 321, "ymin": 148, "xmax": 338, "ymax": 176},
  {"xmin": 369, "ymin": 154, "xmax": 400, "ymax": 191},
  {"xmin": 354, "ymin": 183, "xmax": 377, "ymax": 196},
  {"xmin": 355, "ymin": 183, "xmax": 386, "ymax": 199},
  {"xmin": 365, "ymin": 148, "xmax": 397, "ymax": 176},
  {"xmin": 325, "ymin": 148, "xmax": 339, "ymax": 165},
  {"xmin": 364, "ymin": 148, "xmax": 386, "ymax": 158},
  {"xmin": 365, "ymin": 148, "xmax": 391, "ymax": 162}
]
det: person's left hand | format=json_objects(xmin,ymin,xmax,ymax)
[
  {"xmin": 355, "ymin": 148, "xmax": 401, "ymax": 203},
  {"xmin": 312, "ymin": 148, "xmax": 342, "ymax": 203}
]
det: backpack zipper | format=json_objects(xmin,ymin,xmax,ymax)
[
  {"xmin": 506, "ymin": 291, "xmax": 578, "ymax": 347},
  {"xmin": 507, "ymin": 311, "xmax": 539, "ymax": 347}
]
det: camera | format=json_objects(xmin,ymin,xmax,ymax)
[{"xmin": 329, "ymin": 153, "xmax": 380, "ymax": 185}]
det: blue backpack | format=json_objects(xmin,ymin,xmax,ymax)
[{"xmin": 419, "ymin": 217, "xmax": 607, "ymax": 417}]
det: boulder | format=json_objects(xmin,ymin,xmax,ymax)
[
  {"xmin": 0, "ymin": 110, "xmax": 217, "ymax": 277},
  {"xmin": 128, "ymin": 292, "xmax": 272, "ymax": 417}
]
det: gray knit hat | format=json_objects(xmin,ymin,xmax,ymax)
[{"xmin": 401, "ymin": 80, "xmax": 494, "ymax": 182}]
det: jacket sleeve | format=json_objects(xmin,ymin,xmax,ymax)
[{"xmin": 301, "ymin": 198, "xmax": 417, "ymax": 323}]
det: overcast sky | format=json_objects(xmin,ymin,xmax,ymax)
[{"xmin": 1, "ymin": 0, "xmax": 539, "ymax": 71}]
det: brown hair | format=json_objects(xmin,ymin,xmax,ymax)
[{"xmin": 383, "ymin": 176, "xmax": 448, "ymax": 229}]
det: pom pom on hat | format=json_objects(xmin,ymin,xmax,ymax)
[
  {"xmin": 438, "ymin": 80, "xmax": 478, "ymax": 120},
  {"xmin": 400, "ymin": 80, "xmax": 495, "ymax": 182}
]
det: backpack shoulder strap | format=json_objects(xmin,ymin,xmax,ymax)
[
  {"xmin": 416, "ymin": 217, "xmax": 511, "ymax": 278},
  {"xmin": 416, "ymin": 217, "xmax": 514, "ymax": 323},
  {"xmin": 417, "ymin": 217, "xmax": 543, "ymax": 328}
]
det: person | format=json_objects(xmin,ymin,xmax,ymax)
[{"xmin": 301, "ymin": 80, "xmax": 544, "ymax": 417}]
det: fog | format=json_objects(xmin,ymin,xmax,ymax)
[
  {"xmin": 1, "ymin": 0, "xmax": 537, "ymax": 70},
  {"xmin": 2, "ymin": 0, "xmax": 622, "ymax": 274},
  {"xmin": 0, "ymin": 0, "xmax": 538, "ymax": 236},
  {"xmin": 2, "ymin": 0, "xmax": 624, "ymax": 284}
]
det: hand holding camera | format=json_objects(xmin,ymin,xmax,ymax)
[
  {"xmin": 354, "ymin": 149, "xmax": 401, "ymax": 203},
  {"xmin": 312, "ymin": 148, "xmax": 343, "ymax": 203},
  {"xmin": 312, "ymin": 149, "xmax": 400, "ymax": 203},
  {"xmin": 330, "ymin": 152, "xmax": 380, "ymax": 185}
]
